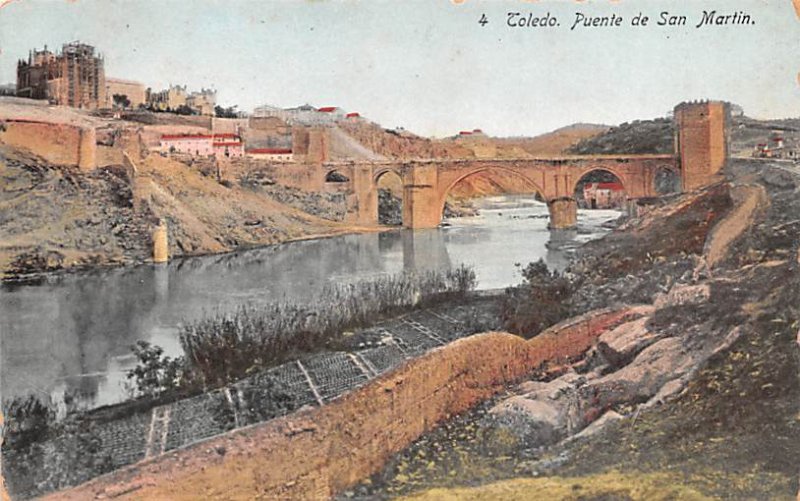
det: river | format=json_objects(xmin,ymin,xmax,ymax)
[{"xmin": 0, "ymin": 195, "xmax": 620, "ymax": 409}]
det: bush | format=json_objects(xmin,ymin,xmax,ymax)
[
  {"xmin": 179, "ymin": 265, "xmax": 477, "ymax": 387},
  {"xmin": 125, "ymin": 340, "xmax": 185, "ymax": 398},
  {"xmin": 2, "ymin": 394, "xmax": 58, "ymax": 449},
  {"xmin": 501, "ymin": 259, "xmax": 575, "ymax": 338}
]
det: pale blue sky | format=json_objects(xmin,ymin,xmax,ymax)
[{"xmin": 1, "ymin": 0, "xmax": 798, "ymax": 137}]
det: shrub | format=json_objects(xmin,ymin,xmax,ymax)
[
  {"xmin": 2, "ymin": 394, "xmax": 58, "ymax": 449},
  {"xmin": 125, "ymin": 340, "xmax": 185, "ymax": 398},
  {"xmin": 501, "ymin": 259, "xmax": 575, "ymax": 338}
]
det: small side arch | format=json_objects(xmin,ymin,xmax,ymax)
[{"xmin": 325, "ymin": 169, "xmax": 350, "ymax": 183}]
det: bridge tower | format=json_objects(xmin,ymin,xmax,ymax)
[{"xmin": 674, "ymin": 101, "xmax": 731, "ymax": 191}]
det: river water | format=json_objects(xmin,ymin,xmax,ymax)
[{"xmin": 0, "ymin": 195, "xmax": 619, "ymax": 409}]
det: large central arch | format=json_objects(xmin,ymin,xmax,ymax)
[{"xmin": 436, "ymin": 166, "xmax": 547, "ymax": 224}]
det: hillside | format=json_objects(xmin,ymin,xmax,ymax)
[{"xmin": 0, "ymin": 145, "xmax": 350, "ymax": 280}]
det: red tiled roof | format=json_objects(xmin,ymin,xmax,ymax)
[
  {"xmin": 459, "ymin": 131, "xmax": 473, "ymax": 135},
  {"xmin": 213, "ymin": 133, "xmax": 239, "ymax": 139},
  {"xmin": 346, "ymin": 112, "xmax": 360, "ymax": 118},
  {"xmin": 318, "ymin": 107, "xmax": 337, "ymax": 113},
  {"xmin": 246, "ymin": 148, "xmax": 293, "ymax": 154},
  {"xmin": 597, "ymin": 182, "xmax": 624, "ymax": 191},
  {"xmin": 161, "ymin": 134, "xmax": 213, "ymax": 140},
  {"xmin": 473, "ymin": 129, "xmax": 483, "ymax": 133}
]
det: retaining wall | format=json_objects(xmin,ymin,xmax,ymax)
[
  {"xmin": 0, "ymin": 120, "xmax": 96, "ymax": 170},
  {"xmin": 44, "ymin": 305, "xmax": 644, "ymax": 501}
]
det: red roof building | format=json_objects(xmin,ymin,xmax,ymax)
[{"xmin": 245, "ymin": 147, "xmax": 294, "ymax": 161}]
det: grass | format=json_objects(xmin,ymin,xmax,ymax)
[{"xmin": 398, "ymin": 471, "xmax": 713, "ymax": 501}]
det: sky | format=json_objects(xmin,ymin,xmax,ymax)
[{"xmin": 1, "ymin": 0, "xmax": 799, "ymax": 137}]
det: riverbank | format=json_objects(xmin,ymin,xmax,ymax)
[{"xmin": 0, "ymin": 143, "xmax": 388, "ymax": 283}]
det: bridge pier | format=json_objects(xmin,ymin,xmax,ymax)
[
  {"xmin": 349, "ymin": 165, "xmax": 379, "ymax": 225},
  {"xmin": 402, "ymin": 165, "xmax": 440, "ymax": 229},
  {"xmin": 547, "ymin": 198, "xmax": 578, "ymax": 230}
]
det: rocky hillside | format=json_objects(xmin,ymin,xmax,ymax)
[
  {"xmin": 350, "ymin": 160, "xmax": 800, "ymax": 500},
  {"xmin": 568, "ymin": 117, "xmax": 675, "ymax": 155}
]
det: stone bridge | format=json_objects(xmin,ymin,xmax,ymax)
[
  {"xmin": 315, "ymin": 100, "xmax": 730, "ymax": 229},
  {"xmin": 328, "ymin": 154, "xmax": 679, "ymax": 229}
]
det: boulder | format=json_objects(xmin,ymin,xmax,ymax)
[
  {"xmin": 586, "ymin": 336, "xmax": 698, "ymax": 410},
  {"xmin": 571, "ymin": 410, "xmax": 624, "ymax": 440},
  {"xmin": 654, "ymin": 283, "xmax": 710, "ymax": 308},
  {"xmin": 487, "ymin": 396, "xmax": 566, "ymax": 445}
]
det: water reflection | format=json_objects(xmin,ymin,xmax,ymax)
[{"xmin": 0, "ymin": 195, "xmax": 618, "ymax": 408}]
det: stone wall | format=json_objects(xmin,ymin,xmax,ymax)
[
  {"xmin": 0, "ymin": 120, "xmax": 96, "ymax": 170},
  {"xmin": 43, "ymin": 305, "xmax": 643, "ymax": 501}
]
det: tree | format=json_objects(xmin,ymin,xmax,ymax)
[
  {"xmin": 112, "ymin": 93, "xmax": 131, "ymax": 109},
  {"xmin": 175, "ymin": 104, "xmax": 196, "ymax": 116},
  {"xmin": 215, "ymin": 105, "xmax": 239, "ymax": 118}
]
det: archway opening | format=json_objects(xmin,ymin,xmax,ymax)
[
  {"xmin": 654, "ymin": 167, "xmax": 681, "ymax": 195},
  {"xmin": 325, "ymin": 170, "xmax": 349, "ymax": 183},
  {"xmin": 376, "ymin": 171, "xmax": 403, "ymax": 226},
  {"xmin": 442, "ymin": 169, "xmax": 545, "ymax": 223},
  {"xmin": 574, "ymin": 169, "xmax": 626, "ymax": 209}
]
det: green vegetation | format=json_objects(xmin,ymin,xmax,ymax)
[
  {"xmin": 124, "ymin": 266, "xmax": 477, "ymax": 394},
  {"xmin": 2, "ymin": 394, "xmax": 57, "ymax": 449},
  {"xmin": 501, "ymin": 259, "xmax": 575, "ymax": 338}
]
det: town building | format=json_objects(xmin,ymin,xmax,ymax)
[
  {"xmin": 105, "ymin": 78, "xmax": 146, "ymax": 109},
  {"xmin": 185, "ymin": 88, "xmax": 216, "ymax": 116},
  {"xmin": 159, "ymin": 132, "xmax": 243, "ymax": 157},
  {"xmin": 252, "ymin": 103, "xmax": 355, "ymax": 126},
  {"xmin": 16, "ymin": 42, "xmax": 106, "ymax": 109},
  {"xmin": 212, "ymin": 133, "xmax": 244, "ymax": 158},
  {"xmin": 146, "ymin": 85, "xmax": 187, "ymax": 111},
  {"xmin": 146, "ymin": 85, "xmax": 216, "ymax": 115},
  {"xmin": 245, "ymin": 147, "xmax": 294, "ymax": 162},
  {"xmin": 583, "ymin": 182, "xmax": 626, "ymax": 209}
]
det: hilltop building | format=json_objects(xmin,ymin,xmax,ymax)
[
  {"xmin": 16, "ymin": 42, "xmax": 106, "ymax": 109},
  {"xmin": 147, "ymin": 85, "xmax": 216, "ymax": 115},
  {"xmin": 105, "ymin": 78, "xmax": 146, "ymax": 109},
  {"xmin": 252, "ymin": 103, "xmax": 358, "ymax": 126}
]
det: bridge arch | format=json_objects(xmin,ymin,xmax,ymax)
[
  {"xmin": 373, "ymin": 168, "xmax": 403, "ymax": 185},
  {"xmin": 572, "ymin": 167, "xmax": 627, "ymax": 210},
  {"xmin": 375, "ymin": 169, "xmax": 404, "ymax": 225},
  {"xmin": 437, "ymin": 166, "xmax": 547, "ymax": 222},
  {"xmin": 325, "ymin": 169, "xmax": 351, "ymax": 183}
]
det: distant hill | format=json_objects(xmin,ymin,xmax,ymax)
[
  {"xmin": 492, "ymin": 123, "xmax": 610, "ymax": 156},
  {"xmin": 568, "ymin": 118, "xmax": 674, "ymax": 155}
]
